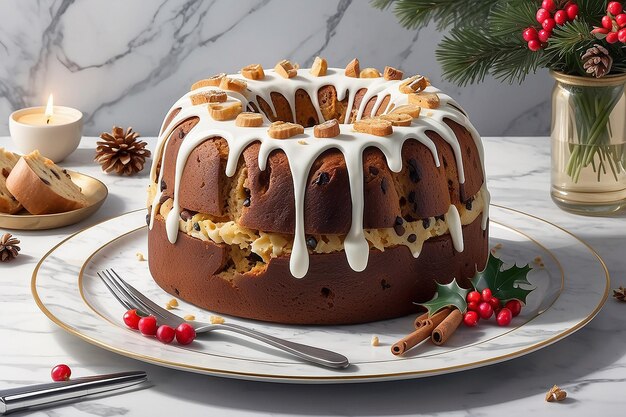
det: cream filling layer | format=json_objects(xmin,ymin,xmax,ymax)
[{"xmin": 156, "ymin": 186, "xmax": 486, "ymax": 263}]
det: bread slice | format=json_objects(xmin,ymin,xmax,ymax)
[
  {"xmin": 0, "ymin": 147, "xmax": 22, "ymax": 214},
  {"xmin": 6, "ymin": 150, "xmax": 88, "ymax": 214}
]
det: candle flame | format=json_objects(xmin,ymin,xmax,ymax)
[{"xmin": 45, "ymin": 94, "xmax": 53, "ymax": 124}]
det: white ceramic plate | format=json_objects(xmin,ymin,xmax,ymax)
[{"xmin": 32, "ymin": 205, "xmax": 609, "ymax": 383}]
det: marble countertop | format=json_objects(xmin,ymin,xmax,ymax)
[{"xmin": 1, "ymin": 136, "xmax": 624, "ymax": 416}]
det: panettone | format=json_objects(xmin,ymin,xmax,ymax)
[{"xmin": 147, "ymin": 61, "xmax": 490, "ymax": 325}]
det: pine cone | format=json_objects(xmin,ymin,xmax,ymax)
[
  {"xmin": 614, "ymin": 286, "xmax": 626, "ymax": 302},
  {"xmin": 0, "ymin": 233, "xmax": 20, "ymax": 262},
  {"xmin": 582, "ymin": 44, "xmax": 613, "ymax": 78},
  {"xmin": 95, "ymin": 127, "xmax": 151, "ymax": 176}
]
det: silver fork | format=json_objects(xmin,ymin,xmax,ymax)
[{"xmin": 97, "ymin": 269, "xmax": 350, "ymax": 369}]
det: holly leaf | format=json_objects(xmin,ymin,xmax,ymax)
[
  {"xmin": 416, "ymin": 279, "xmax": 469, "ymax": 316},
  {"xmin": 471, "ymin": 253, "xmax": 534, "ymax": 304}
]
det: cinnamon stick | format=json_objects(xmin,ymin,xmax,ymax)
[
  {"xmin": 391, "ymin": 322, "xmax": 434, "ymax": 356},
  {"xmin": 392, "ymin": 308, "xmax": 453, "ymax": 356},
  {"xmin": 431, "ymin": 309, "xmax": 463, "ymax": 346},
  {"xmin": 414, "ymin": 307, "xmax": 452, "ymax": 329}
]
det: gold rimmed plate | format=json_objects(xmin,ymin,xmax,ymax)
[
  {"xmin": 30, "ymin": 206, "xmax": 610, "ymax": 383},
  {"xmin": 0, "ymin": 171, "xmax": 108, "ymax": 230}
]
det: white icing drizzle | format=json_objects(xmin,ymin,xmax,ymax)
[
  {"xmin": 149, "ymin": 67, "xmax": 489, "ymax": 278},
  {"xmin": 445, "ymin": 204, "xmax": 464, "ymax": 253}
]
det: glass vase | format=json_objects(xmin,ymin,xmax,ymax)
[{"xmin": 550, "ymin": 70, "xmax": 626, "ymax": 215}]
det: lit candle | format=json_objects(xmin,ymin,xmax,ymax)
[
  {"xmin": 14, "ymin": 95, "xmax": 77, "ymax": 126},
  {"xmin": 9, "ymin": 95, "xmax": 83, "ymax": 162}
]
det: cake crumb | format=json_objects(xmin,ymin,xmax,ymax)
[
  {"xmin": 165, "ymin": 298, "xmax": 178, "ymax": 310},
  {"xmin": 533, "ymin": 256, "xmax": 544, "ymax": 268},
  {"xmin": 184, "ymin": 314, "xmax": 196, "ymax": 321},
  {"xmin": 491, "ymin": 243, "xmax": 503, "ymax": 254},
  {"xmin": 210, "ymin": 315, "xmax": 225, "ymax": 324},
  {"xmin": 545, "ymin": 385, "xmax": 567, "ymax": 402},
  {"xmin": 135, "ymin": 252, "xmax": 146, "ymax": 261},
  {"xmin": 297, "ymin": 139, "xmax": 308, "ymax": 145},
  {"xmin": 371, "ymin": 335, "xmax": 380, "ymax": 346}
]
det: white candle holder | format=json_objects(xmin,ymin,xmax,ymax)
[{"xmin": 9, "ymin": 106, "xmax": 83, "ymax": 163}]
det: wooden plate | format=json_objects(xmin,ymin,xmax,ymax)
[{"xmin": 0, "ymin": 171, "xmax": 108, "ymax": 230}]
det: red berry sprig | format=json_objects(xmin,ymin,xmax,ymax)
[
  {"xmin": 123, "ymin": 309, "xmax": 196, "ymax": 345},
  {"xmin": 463, "ymin": 289, "xmax": 523, "ymax": 327},
  {"xmin": 524, "ymin": 1, "xmax": 579, "ymax": 51},
  {"xmin": 592, "ymin": 2, "xmax": 626, "ymax": 44}
]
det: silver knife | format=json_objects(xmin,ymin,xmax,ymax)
[{"xmin": 0, "ymin": 371, "xmax": 147, "ymax": 415}]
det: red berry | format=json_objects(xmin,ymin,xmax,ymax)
[
  {"xmin": 554, "ymin": 10, "xmax": 568, "ymax": 25},
  {"xmin": 478, "ymin": 302, "xmax": 494, "ymax": 319},
  {"xmin": 566, "ymin": 4, "xmax": 579, "ymax": 20},
  {"xmin": 538, "ymin": 29, "xmax": 552, "ymax": 42},
  {"xmin": 175, "ymin": 322, "xmax": 196, "ymax": 345},
  {"xmin": 505, "ymin": 299, "xmax": 522, "ymax": 317},
  {"xmin": 542, "ymin": 0, "xmax": 556, "ymax": 12},
  {"xmin": 489, "ymin": 296, "xmax": 501, "ymax": 311},
  {"xmin": 542, "ymin": 18, "xmax": 556, "ymax": 31},
  {"xmin": 618, "ymin": 28, "xmax": 626, "ymax": 42},
  {"xmin": 536, "ymin": 8, "xmax": 551, "ymax": 24},
  {"xmin": 467, "ymin": 290, "xmax": 482, "ymax": 304},
  {"xmin": 616, "ymin": 13, "xmax": 626, "ymax": 27},
  {"xmin": 156, "ymin": 325, "xmax": 176, "ymax": 344},
  {"xmin": 522, "ymin": 27, "xmax": 539, "ymax": 41},
  {"xmin": 123, "ymin": 309, "xmax": 141, "ymax": 330},
  {"xmin": 467, "ymin": 301, "xmax": 480, "ymax": 312},
  {"xmin": 602, "ymin": 15, "xmax": 615, "ymax": 30},
  {"xmin": 463, "ymin": 311, "xmax": 479, "ymax": 327},
  {"xmin": 51, "ymin": 364, "xmax": 71, "ymax": 382},
  {"xmin": 138, "ymin": 315, "xmax": 157, "ymax": 336},
  {"xmin": 607, "ymin": 31, "xmax": 620, "ymax": 43},
  {"xmin": 608, "ymin": 2, "xmax": 623, "ymax": 16},
  {"xmin": 496, "ymin": 308, "xmax": 513, "ymax": 326},
  {"xmin": 481, "ymin": 288, "xmax": 492, "ymax": 302}
]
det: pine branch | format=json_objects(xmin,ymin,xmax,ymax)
[
  {"xmin": 371, "ymin": 0, "xmax": 496, "ymax": 30},
  {"xmin": 547, "ymin": 19, "xmax": 596, "ymax": 56},
  {"xmin": 489, "ymin": 1, "xmax": 538, "ymax": 37}
]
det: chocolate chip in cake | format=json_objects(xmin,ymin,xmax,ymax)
[
  {"xmin": 408, "ymin": 191, "xmax": 416, "ymax": 203},
  {"xmin": 380, "ymin": 279, "xmax": 391, "ymax": 290},
  {"xmin": 407, "ymin": 234, "xmax": 417, "ymax": 243},
  {"xmin": 243, "ymin": 187, "xmax": 251, "ymax": 207},
  {"xmin": 178, "ymin": 129, "xmax": 185, "ymax": 139},
  {"xmin": 180, "ymin": 210, "xmax": 196, "ymax": 221},
  {"xmin": 41, "ymin": 178, "xmax": 51, "ymax": 186},
  {"xmin": 422, "ymin": 218, "xmax": 431, "ymax": 229},
  {"xmin": 160, "ymin": 179, "xmax": 167, "ymax": 191},
  {"xmin": 381, "ymin": 177, "xmax": 388, "ymax": 194},
  {"xmin": 306, "ymin": 236, "xmax": 318, "ymax": 250},
  {"xmin": 435, "ymin": 215, "xmax": 445, "ymax": 222},
  {"xmin": 159, "ymin": 194, "xmax": 169, "ymax": 204},
  {"xmin": 315, "ymin": 172, "xmax": 330, "ymax": 186},
  {"xmin": 465, "ymin": 197, "xmax": 474, "ymax": 210},
  {"xmin": 399, "ymin": 197, "xmax": 406, "ymax": 206},
  {"xmin": 393, "ymin": 216, "xmax": 405, "ymax": 236},
  {"xmin": 193, "ymin": 222, "xmax": 200, "ymax": 231},
  {"xmin": 51, "ymin": 170, "xmax": 61, "ymax": 180},
  {"xmin": 145, "ymin": 212, "xmax": 151, "ymax": 225},
  {"xmin": 1, "ymin": 168, "xmax": 9, "ymax": 178},
  {"xmin": 368, "ymin": 166, "xmax": 379, "ymax": 176},
  {"xmin": 407, "ymin": 158, "xmax": 420, "ymax": 183},
  {"xmin": 321, "ymin": 287, "xmax": 334, "ymax": 299},
  {"xmin": 248, "ymin": 252, "xmax": 264, "ymax": 263}
]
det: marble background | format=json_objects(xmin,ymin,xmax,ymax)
[{"xmin": 0, "ymin": 0, "xmax": 554, "ymax": 137}]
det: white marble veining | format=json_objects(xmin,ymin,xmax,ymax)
[
  {"xmin": 1, "ymin": 135, "xmax": 626, "ymax": 416},
  {"xmin": 0, "ymin": 0, "xmax": 553, "ymax": 137}
]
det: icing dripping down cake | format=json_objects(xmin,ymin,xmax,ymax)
[{"xmin": 147, "ymin": 59, "xmax": 490, "ymax": 325}]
